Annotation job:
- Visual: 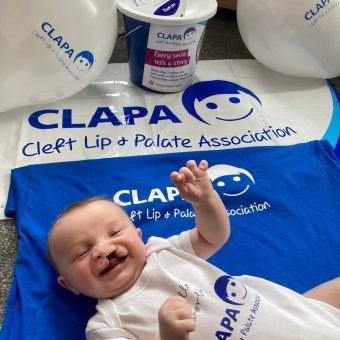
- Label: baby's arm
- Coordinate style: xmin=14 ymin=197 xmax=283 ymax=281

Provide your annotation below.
xmin=303 ymin=277 xmax=340 ymax=309
xmin=152 ymin=296 xmax=196 ymax=340
xmin=170 ymin=160 xmax=230 ymax=260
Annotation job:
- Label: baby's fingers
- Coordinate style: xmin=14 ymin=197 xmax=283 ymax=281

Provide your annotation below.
xmin=179 ymin=166 xmax=195 ymax=182
xmin=198 ymin=159 xmax=208 ymax=170
xmin=176 ymin=318 xmax=196 ymax=334
xmin=171 ymin=160 xmax=208 ymax=186
xmin=171 ymin=168 xmax=194 ymax=183
xmin=170 ymin=171 xmax=182 ymax=183
xmin=186 ymin=160 xmax=208 ymax=177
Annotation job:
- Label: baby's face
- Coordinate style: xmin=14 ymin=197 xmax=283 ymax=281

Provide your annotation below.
xmin=50 ymin=200 xmax=146 ymax=299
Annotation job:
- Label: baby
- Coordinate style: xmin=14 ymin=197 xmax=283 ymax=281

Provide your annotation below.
xmin=47 ymin=160 xmax=340 ymax=340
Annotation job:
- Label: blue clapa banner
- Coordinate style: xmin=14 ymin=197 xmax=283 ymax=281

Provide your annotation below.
xmin=0 ymin=60 xmax=339 ymax=218
xmin=1 ymin=140 xmax=340 ymax=340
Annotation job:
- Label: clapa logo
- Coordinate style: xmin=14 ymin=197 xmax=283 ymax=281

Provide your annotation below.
xmin=41 ymin=22 xmax=94 ymax=71
xmin=73 ymin=51 xmax=94 ymax=71
xmin=182 ymin=80 xmax=262 ymax=125
xmin=214 ymin=275 xmax=248 ymax=306
xmin=208 ymin=164 xmax=255 ymax=197
xmin=28 ymin=79 xmax=264 ymax=130
xmin=184 ymin=27 xmax=196 ymax=40
xmin=157 ymin=26 xmax=196 ymax=41
xmin=304 ymin=0 xmax=331 ymax=20
xmin=112 ymin=163 xmax=255 ymax=207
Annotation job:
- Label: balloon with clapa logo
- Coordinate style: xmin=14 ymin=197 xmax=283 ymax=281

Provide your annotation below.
xmin=237 ymin=0 xmax=340 ymax=78
xmin=0 ymin=0 xmax=118 ymax=112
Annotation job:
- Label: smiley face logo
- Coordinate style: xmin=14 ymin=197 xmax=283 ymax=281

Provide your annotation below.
xmin=184 ymin=27 xmax=196 ymax=40
xmin=73 ymin=50 xmax=94 ymax=72
xmin=214 ymin=275 xmax=248 ymax=305
xmin=194 ymin=92 xmax=255 ymax=123
xmin=208 ymin=164 xmax=255 ymax=197
xmin=182 ymin=80 xmax=262 ymax=125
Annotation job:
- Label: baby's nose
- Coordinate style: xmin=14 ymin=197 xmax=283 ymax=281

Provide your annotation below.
xmin=91 ymin=242 xmax=115 ymax=262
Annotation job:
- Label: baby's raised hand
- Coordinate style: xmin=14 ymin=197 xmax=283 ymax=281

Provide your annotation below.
xmin=170 ymin=160 xmax=213 ymax=206
xmin=158 ymin=296 xmax=196 ymax=340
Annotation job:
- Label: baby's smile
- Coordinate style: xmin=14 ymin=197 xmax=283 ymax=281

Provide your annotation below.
xmin=98 ymin=252 xmax=128 ymax=277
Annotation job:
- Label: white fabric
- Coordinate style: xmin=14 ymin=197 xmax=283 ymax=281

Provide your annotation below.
xmin=86 ymin=231 xmax=340 ymax=339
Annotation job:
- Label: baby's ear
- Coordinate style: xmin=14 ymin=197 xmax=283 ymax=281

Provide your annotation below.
xmin=57 ymin=276 xmax=80 ymax=295
xmin=136 ymin=227 xmax=142 ymax=239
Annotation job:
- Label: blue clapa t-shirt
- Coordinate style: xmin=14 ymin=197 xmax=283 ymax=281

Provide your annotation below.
xmin=1 ymin=140 xmax=340 ymax=340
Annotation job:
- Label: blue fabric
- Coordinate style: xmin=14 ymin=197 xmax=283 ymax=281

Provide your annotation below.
xmin=327 ymin=80 xmax=340 ymax=159
xmin=1 ymin=140 xmax=340 ymax=340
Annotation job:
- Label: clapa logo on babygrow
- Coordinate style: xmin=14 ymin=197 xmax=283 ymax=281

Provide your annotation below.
xmin=157 ymin=27 xmax=196 ymax=41
xmin=41 ymin=22 xmax=94 ymax=72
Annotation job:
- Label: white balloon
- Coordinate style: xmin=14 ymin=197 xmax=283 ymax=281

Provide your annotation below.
xmin=237 ymin=0 xmax=340 ymax=78
xmin=0 ymin=0 xmax=117 ymax=112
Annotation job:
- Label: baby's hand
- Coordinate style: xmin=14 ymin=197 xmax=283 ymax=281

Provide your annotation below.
xmin=158 ymin=296 xmax=196 ymax=340
xmin=170 ymin=160 xmax=213 ymax=206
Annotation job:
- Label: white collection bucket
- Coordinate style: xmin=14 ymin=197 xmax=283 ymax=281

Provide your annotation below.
xmin=116 ymin=0 xmax=217 ymax=92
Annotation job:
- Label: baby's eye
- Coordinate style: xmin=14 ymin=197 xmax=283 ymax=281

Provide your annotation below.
xmin=75 ymin=249 xmax=88 ymax=260
xmin=206 ymin=102 xmax=218 ymax=110
xmin=110 ymin=229 xmax=122 ymax=237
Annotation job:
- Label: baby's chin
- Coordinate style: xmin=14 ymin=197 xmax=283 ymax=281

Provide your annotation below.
xmin=92 ymin=266 xmax=145 ymax=299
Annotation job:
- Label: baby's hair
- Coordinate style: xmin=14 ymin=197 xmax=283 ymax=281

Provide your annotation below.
xmin=52 ymin=196 xmax=110 ymax=224
xmin=46 ymin=196 xmax=120 ymax=271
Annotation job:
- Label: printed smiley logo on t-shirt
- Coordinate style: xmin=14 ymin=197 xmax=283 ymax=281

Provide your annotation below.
xmin=214 ymin=275 xmax=248 ymax=306
xmin=208 ymin=164 xmax=255 ymax=197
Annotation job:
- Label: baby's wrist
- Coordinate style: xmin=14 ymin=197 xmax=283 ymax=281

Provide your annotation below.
xmin=191 ymin=190 xmax=219 ymax=209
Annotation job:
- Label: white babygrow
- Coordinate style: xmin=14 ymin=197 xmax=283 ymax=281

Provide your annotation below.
xmin=86 ymin=231 xmax=340 ymax=339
